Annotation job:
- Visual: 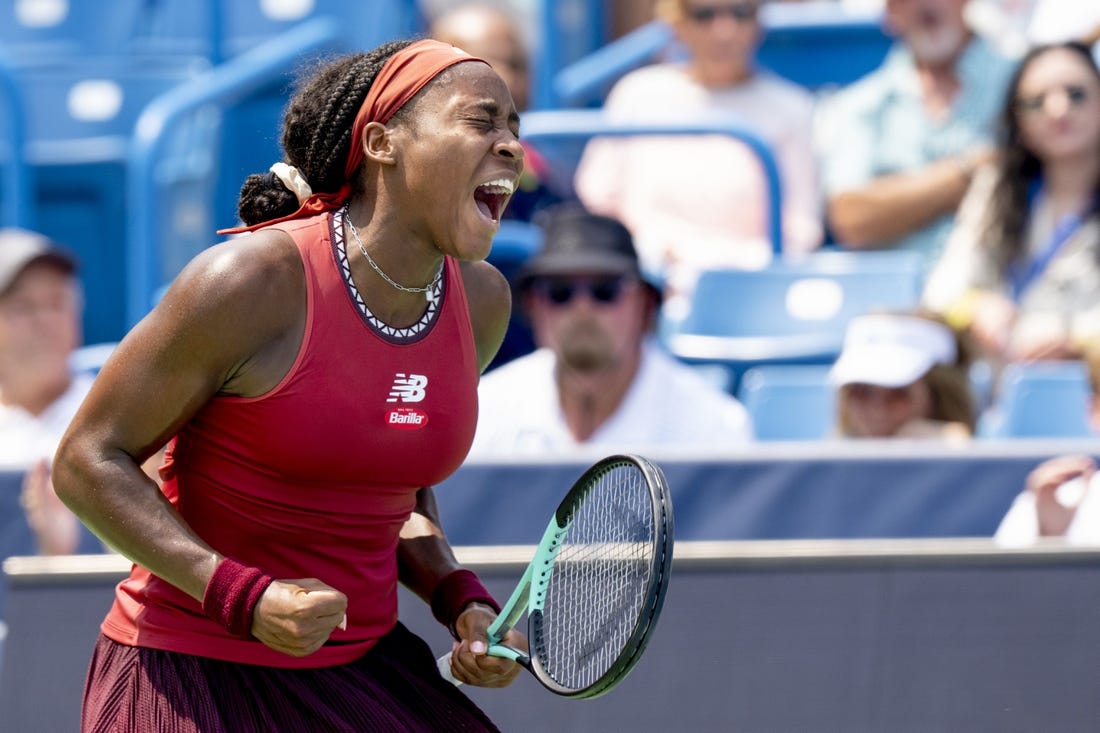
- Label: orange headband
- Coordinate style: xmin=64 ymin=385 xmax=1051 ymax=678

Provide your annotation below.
xmin=220 ymin=39 xmax=487 ymax=235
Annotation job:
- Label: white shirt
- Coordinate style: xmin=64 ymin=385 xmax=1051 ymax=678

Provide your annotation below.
xmin=1026 ymin=0 xmax=1100 ymax=45
xmin=574 ymin=64 xmax=822 ymax=295
xmin=994 ymin=471 xmax=1100 ymax=546
xmin=0 ymin=373 xmax=93 ymax=469
xmin=470 ymin=340 xmax=754 ymax=457
xmin=922 ymin=164 xmax=1100 ymax=352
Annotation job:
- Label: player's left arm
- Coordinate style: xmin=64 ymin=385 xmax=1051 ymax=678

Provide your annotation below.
xmin=398 ymin=487 xmax=524 ymax=686
xmin=397 ymin=486 xmax=463 ymax=602
xmin=459 ymin=260 xmax=511 ymax=373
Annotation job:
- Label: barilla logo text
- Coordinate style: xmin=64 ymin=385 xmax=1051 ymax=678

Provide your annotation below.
xmin=387 ymin=407 xmax=428 ymax=430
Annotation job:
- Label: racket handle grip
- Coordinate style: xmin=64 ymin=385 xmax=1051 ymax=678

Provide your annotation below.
xmin=437 ymin=652 xmax=462 ymax=686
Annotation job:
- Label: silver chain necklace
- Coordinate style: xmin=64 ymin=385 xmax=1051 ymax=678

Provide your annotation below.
xmin=343 ymin=205 xmax=443 ymax=303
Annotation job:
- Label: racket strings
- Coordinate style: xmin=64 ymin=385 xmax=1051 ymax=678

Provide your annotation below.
xmin=534 ymin=464 xmax=657 ymax=691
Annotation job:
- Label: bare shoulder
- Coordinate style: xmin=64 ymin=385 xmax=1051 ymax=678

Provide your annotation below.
xmin=176 ymin=229 xmax=300 ymax=299
xmin=459 ymin=259 xmax=511 ymax=304
xmin=136 ymin=228 xmax=307 ymax=393
xmin=458 ymin=260 xmax=512 ymax=372
xmin=162 ymin=229 xmax=303 ymax=331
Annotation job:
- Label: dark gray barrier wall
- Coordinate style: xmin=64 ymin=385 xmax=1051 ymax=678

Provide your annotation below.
xmin=4 ymin=541 xmax=1100 ymax=733
xmin=440 ymin=440 xmax=1097 ymax=544
xmin=0 ymin=472 xmax=100 ymax=624
xmin=0 ymin=440 xmax=1092 ymax=571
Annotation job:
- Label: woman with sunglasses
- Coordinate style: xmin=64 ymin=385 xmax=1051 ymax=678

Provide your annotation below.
xmin=469 ymin=204 xmax=753 ymax=456
xmin=573 ymin=0 xmax=822 ymax=298
xmin=923 ymin=42 xmax=1100 ymax=367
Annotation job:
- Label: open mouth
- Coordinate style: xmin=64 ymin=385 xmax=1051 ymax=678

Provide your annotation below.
xmin=474 ymin=178 xmax=515 ymax=223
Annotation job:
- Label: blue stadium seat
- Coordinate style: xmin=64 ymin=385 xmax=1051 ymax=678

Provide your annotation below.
xmin=0 ymin=55 xmax=216 ymax=343
xmin=978 ymin=360 xmax=1095 ymax=439
xmin=222 ymin=0 xmax=421 ymax=58
xmin=548 ymin=3 xmax=889 ymax=108
xmin=754 ymin=2 xmax=892 ymax=92
xmin=127 ymin=0 xmax=423 ymax=61
xmin=489 ymin=219 xmax=542 ymax=279
xmin=0 ymin=0 xmax=146 ymax=59
xmin=737 ymin=364 xmax=836 ymax=441
xmin=664 ymin=250 xmax=924 ymax=391
xmin=15 ymin=57 xmax=210 ymax=165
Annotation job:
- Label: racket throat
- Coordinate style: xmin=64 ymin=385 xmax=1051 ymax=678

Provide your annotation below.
xmin=488 ymin=643 xmax=531 ymax=669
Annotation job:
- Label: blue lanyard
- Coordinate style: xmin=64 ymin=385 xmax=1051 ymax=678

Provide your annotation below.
xmin=1009 ymin=184 xmax=1094 ymax=301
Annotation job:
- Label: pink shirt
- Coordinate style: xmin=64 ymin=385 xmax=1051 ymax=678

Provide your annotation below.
xmin=575 ymin=64 xmax=822 ymax=294
xmin=102 ymin=212 xmax=480 ymax=667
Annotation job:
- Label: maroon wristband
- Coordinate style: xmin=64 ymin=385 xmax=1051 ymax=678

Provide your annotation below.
xmin=430 ymin=568 xmax=501 ymax=639
xmin=202 ymin=557 xmax=276 ymax=638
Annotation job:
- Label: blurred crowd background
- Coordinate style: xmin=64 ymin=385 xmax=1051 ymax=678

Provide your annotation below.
xmin=2 ymin=0 xmax=1100 ymax=552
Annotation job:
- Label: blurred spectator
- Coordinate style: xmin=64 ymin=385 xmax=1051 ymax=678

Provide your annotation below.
xmin=0 ymin=229 xmax=89 ymax=555
xmin=469 ymin=204 xmax=754 ymax=455
xmin=1026 ymin=0 xmax=1100 ymax=49
xmin=967 ymin=0 xmax=1100 ymax=59
xmin=611 ymin=0 xmax=659 ymax=39
xmin=430 ymin=2 xmax=531 ymax=110
xmin=922 ymin=42 xmax=1100 ymax=365
xmin=995 ymin=345 xmax=1100 ymax=545
xmin=573 ymin=0 xmax=823 ymax=298
xmin=429 ymin=1 xmax=567 ymax=221
xmin=816 ymin=0 xmax=1015 ymax=271
xmin=964 ymin=0 xmax=1039 ymax=58
xmin=829 ymin=310 xmax=977 ymax=439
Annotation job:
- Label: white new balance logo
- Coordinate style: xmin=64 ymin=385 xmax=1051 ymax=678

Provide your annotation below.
xmin=387 ymin=373 xmax=428 ymax=403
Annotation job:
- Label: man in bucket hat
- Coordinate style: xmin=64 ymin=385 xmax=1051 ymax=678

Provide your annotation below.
xmin=469 ymin=204 xmax=753 ymax=455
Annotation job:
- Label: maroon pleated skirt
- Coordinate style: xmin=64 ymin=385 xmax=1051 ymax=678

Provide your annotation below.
xmin=81 ymin=623 xmax=499 ymax=732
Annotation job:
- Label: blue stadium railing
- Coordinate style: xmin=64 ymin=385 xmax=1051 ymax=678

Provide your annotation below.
xmin=550 ymin=20 xmax=673 ymax=109
xmin=125 ymin=16 xmax=343 ymax=330
xmin=0 ymin=0 xmax=148 ymax=58
xmin=0 ymin=53 xmax=29 ymax=228
xmin=518 ymin=108 xmax=784 ymax=254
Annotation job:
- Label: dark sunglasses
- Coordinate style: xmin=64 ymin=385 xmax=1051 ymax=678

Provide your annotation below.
xmin=1016 ymin=84 xmax=1090 ymax=113
xmin=536 ymin=277 xmax=631 ymax=306
xmin=684 ymin=2 xmax=758 ymax=23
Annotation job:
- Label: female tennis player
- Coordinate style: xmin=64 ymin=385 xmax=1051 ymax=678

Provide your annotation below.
xmin=52 ymin=38 xmax=526 ymax=731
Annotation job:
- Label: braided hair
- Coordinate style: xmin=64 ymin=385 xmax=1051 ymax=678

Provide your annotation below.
xmin=236 ymin=40 xmax=415 ymax=227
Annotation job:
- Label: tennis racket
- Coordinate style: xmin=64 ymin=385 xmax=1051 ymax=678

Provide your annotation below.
xmin=437 ymin=453 xmax=674 ymax=699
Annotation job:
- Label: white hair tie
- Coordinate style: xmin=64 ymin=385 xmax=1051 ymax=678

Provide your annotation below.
xmin=269 ymin=162 xmax=313 ymax=204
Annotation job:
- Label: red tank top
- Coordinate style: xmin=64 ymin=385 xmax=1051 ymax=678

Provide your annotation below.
xmin=101 ymin=211 xmax=480 ymax=667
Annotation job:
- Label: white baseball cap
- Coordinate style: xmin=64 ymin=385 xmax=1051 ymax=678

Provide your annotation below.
xmin=829 ymin=314 xmax=958 ymax=388
xmin=0 ymin=228 xmax=77 ymax=296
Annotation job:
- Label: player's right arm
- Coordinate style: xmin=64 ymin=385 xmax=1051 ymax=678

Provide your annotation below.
xmin=52 ymin=230 xmax=345 ymax=653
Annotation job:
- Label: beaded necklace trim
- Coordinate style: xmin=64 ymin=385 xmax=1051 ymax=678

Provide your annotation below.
xmin=331 ymin=207 xmax=444 ymax=343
